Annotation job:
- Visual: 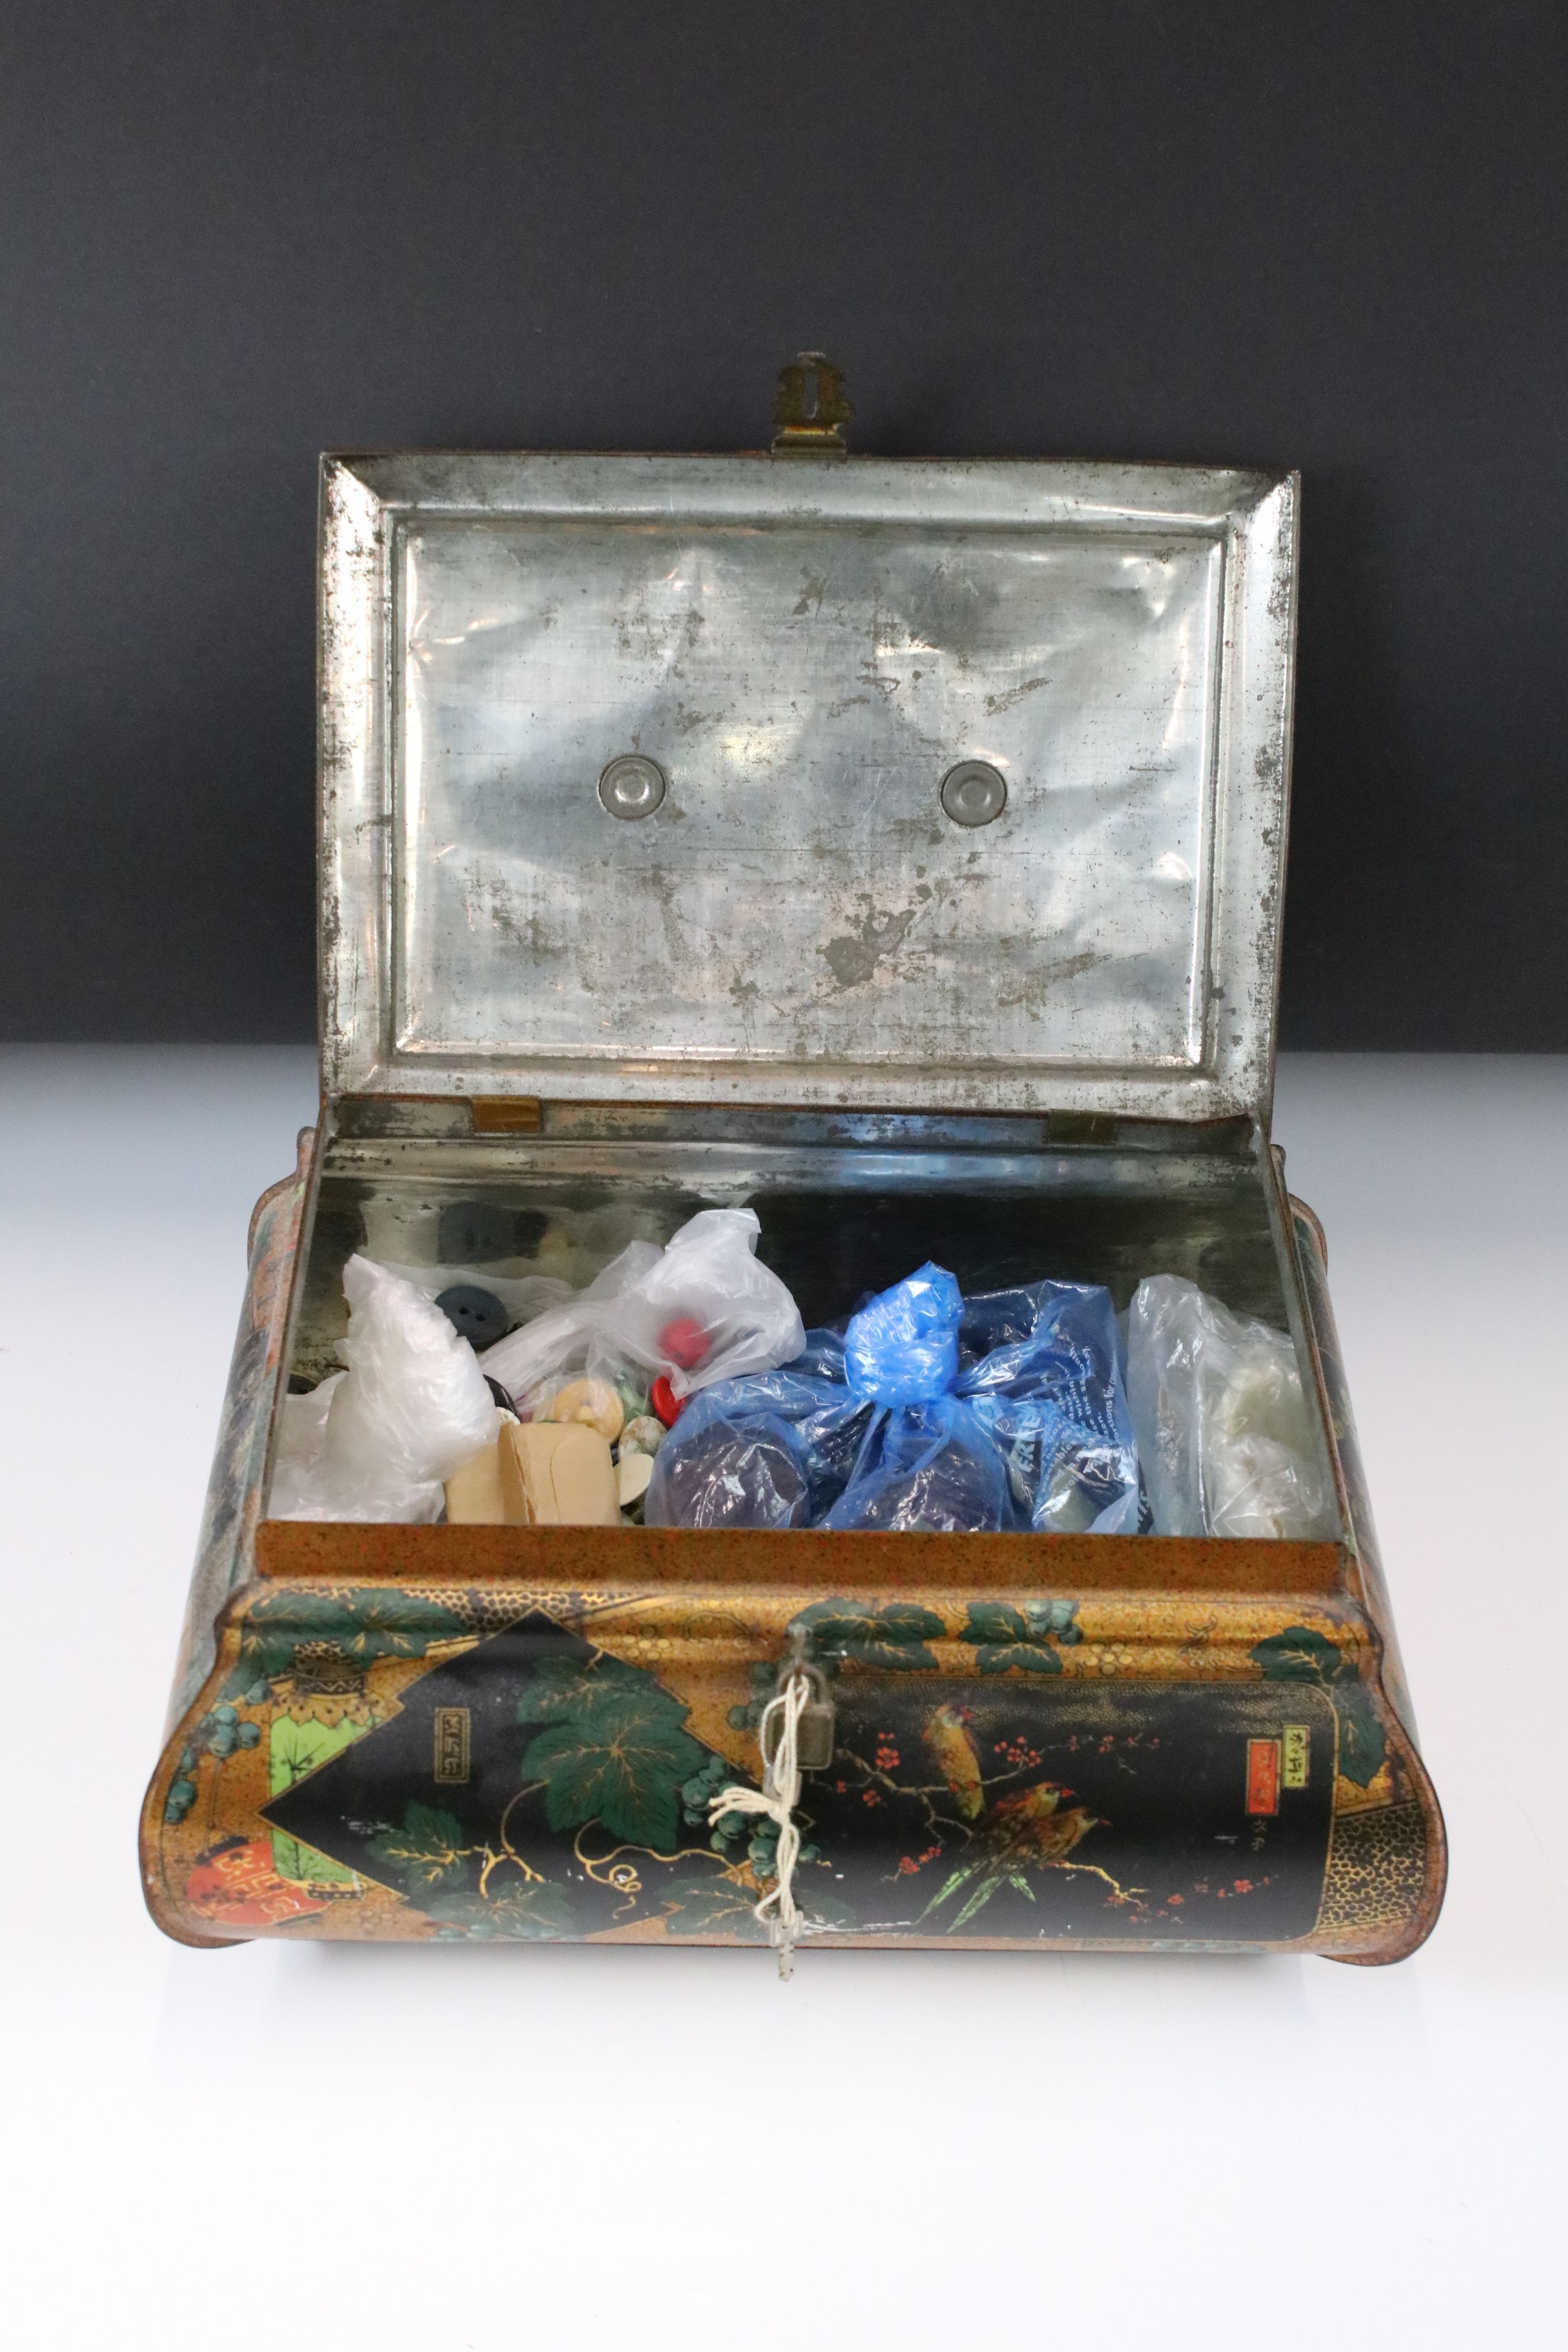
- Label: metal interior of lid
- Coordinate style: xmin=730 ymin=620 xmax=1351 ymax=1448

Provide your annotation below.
xmin=320 ymin=453 xmax=1297 ymax=1118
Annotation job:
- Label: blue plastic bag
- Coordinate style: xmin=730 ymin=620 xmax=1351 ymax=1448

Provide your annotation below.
xmin=644 ymin=1263 xmax=1141 ymax=1536
xmin=955 ymin=1280 xmax=1142 ymax=1533
xmin=842 ymin=1262 xmax=962 ymax=1403
xmin=641 ymin=1340 xmax=869 ymax=1530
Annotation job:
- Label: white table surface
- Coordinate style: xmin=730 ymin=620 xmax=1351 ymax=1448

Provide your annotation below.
xmin=2 ymin=1047 xmax=1562 ymax=2351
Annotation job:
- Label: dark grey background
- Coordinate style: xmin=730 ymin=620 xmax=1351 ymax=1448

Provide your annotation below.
xmin=4 ymin=2 xmax=1564 ymax=1047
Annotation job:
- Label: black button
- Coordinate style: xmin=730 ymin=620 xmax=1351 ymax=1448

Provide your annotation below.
xmin=436 ymin=1284 xmax=509 ymax=1348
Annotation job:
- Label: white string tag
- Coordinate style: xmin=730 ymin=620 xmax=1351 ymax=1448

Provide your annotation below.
xmin=708 ymin=1668 xmax=811 ymax=1979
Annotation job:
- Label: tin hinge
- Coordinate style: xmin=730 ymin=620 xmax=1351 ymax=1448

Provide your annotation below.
xmin=771 ymin=350 xmax=852 ymax=458
xmin=471 ymin=1097 xmax=543 ymax=1135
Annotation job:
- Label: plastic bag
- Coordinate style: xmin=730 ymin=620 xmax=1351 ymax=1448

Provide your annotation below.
xmin=270 ymin=1255 xmax=499 ymax=1521
xmin=480 ymin=1208 xmax=805 ymax=1413
xmin=646 ymin=1265 xmax=1140 ymax=1536
xmin=956 ymin=1280 xmax=1143 ymax=1534
xmin=643 ymin=1331 xmax=870 ymax=1530
xmin=842 ymin=1262 xmax=962 ymax=1403
xmin=470 ymin=1239 xmax=663 ymax=1412
xmin=372 ymin=1259 xmax=574 ymax=1331
xmin=606 ymin=1209 xmax=808 ymax=1398
xmin=641 ymin=1408 xmax=816 ymax=1530
xmin=1125 ymin=1275 xmax=1335 ymax=1539
xmin=823 ymin=1394 xmax=1015 ymax=1533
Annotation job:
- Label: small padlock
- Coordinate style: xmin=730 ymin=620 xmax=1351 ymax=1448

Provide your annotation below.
xmin=762 ymin=1657 xmax=836 ymax=1776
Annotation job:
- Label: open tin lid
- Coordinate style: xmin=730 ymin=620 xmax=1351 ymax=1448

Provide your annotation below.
xmin=321 ymin=368 xmax=1297 ymax=1121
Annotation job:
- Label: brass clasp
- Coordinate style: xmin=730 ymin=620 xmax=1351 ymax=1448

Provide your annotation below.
xmin=771 ymin=351 xmax=852 ymax=458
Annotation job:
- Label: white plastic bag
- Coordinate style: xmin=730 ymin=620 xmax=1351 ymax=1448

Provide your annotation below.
xmin=598 ymin=1209 xmax=807 ymax=1397
xmin=269 ymin=1376 xmax=351 ymax=1518
xmin=270 ymin=1255 xmax=499 ymax=1521
xmin=473 ymin=1237 xmax=664 ymax=1410
xmin=368 ymin=1260 xmax=574 ymax=1329
xmin=1125 ymin=1275 xmax=1335 ymax=1540
xmin=481 ymin=1208 xmax=805 ymax=1409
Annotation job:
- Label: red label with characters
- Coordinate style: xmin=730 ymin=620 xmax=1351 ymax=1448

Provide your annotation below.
xmin=1246 ymin=1738 xmax=1282 ymax=1816
xmin=185 ymin=1837 xmax=329 ymax=1929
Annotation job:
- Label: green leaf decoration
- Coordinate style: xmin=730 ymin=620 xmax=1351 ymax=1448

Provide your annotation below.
xmin=790 ymin=1598 xmax=944 ymax=1670
xmin=516 ymin=1652 xmax=668 ymax=1729
xmin=921 ymin=1864 xmax=979 ymax=1921
xmin=366 ymin=1801 xmax=472 ymax=1889
xmin=239 ymin=1587 xmax=469 ymax=1675
xmin=1335 ymin=1687 xmax=1389 ymax=1788
xmin=221 ymin=1628 xmax=296 ymax=1698
xmin=1250 ymin=1627 xmax=1348 ymax=1685
xmin=426 ymin=1881 xmax=577 ymax=1939
xmin=963 ymin=1601 xmax=1028 ymax=1647
xmin=661 ymin=1875 xmax=772 ymax=1941
xmin=517 ymin=1652 xmax=705 ymax=1850
xmin=270 ymin=1834 xmax=356 ymax=1886
xmin=488 ymin=1883 xmax=577 ymax=1938
xmin=522 ymin=1718 xmax=704 ymax=1850
xmin=974 ymin=1644 xmax=1063 ymax=1675
xmin=864 ymin=1601 xmax=945 ymax=1648
xmin=1252 ymin=1626 xmax=1387 ymax=1785
xmin=333 ymin=1591 xmax=470 ymax=1664
xmin=267 ymin=1711 xmax=367 ymax=1791
xmin=951 ymin=1875 xmax=1005 ymax=1930
xmin=798 ymin=1888 xmax=858 ymax=1934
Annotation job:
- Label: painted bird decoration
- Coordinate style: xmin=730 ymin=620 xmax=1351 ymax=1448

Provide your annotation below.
xmin=923 ymin=1704 xmax=986 ymax=1819
xmin=920 ymin=1703 xmax=1103 ymax=1930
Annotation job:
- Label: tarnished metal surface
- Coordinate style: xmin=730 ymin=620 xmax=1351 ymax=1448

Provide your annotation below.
xmin=288 ymin=1106 xmax=1302 ymax=1389
xmin=321 ymin=455 xmax=1297 ymax=1118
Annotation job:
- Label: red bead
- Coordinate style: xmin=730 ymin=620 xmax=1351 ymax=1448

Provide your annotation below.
xmin=657 ymin=1316 xmax=711 ymax=1371
xmin=651 ymin=1376 xmax=685 ymax=1427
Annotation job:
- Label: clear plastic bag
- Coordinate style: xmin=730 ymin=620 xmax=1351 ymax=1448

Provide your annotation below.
xmin=270 ymin=1255 xmax=500 ymax=1522
xmin=371 ymin=1259 xmax=574 ymax=1330
xmin=480 ymin=1208 xmax=805 ymax=1413
xmin=449 ymin=1238 xmax=661 ymax=1412
xmin=957 ymin=1280 xmax=1142 ymax=1534
xmin=1125 ymin=1274 xmax=1336 ymax=1539
xmin=647 ymin=1265 xmax=1140 ymax=1536
xmin=603 ymin=1208 xmax=808 ymax=1398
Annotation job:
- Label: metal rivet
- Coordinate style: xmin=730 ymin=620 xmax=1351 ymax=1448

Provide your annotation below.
xmin=598 ymin=754 xmax=667 ymax=821
xmin=940 ymin=760 xmax=1008 ymax=828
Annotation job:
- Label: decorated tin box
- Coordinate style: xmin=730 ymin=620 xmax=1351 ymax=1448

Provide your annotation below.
xmin=141 ymin=361 xmax=1445 ymax=1962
